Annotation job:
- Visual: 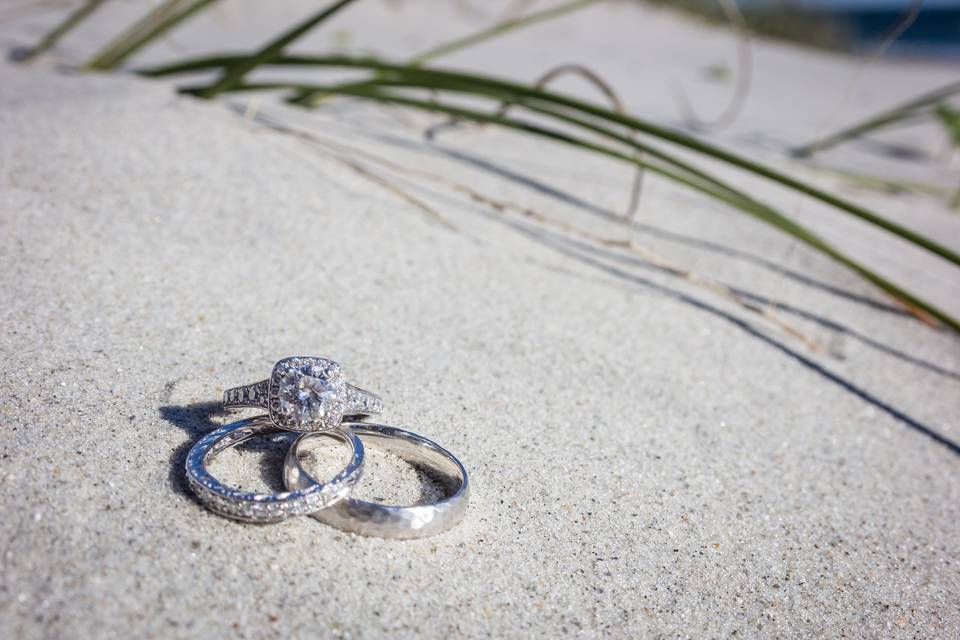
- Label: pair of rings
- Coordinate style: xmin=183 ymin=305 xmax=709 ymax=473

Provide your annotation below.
xmin=185 ymin=356 xmax=469 ymax=539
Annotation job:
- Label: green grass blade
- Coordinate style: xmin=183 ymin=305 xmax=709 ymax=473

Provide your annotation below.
xmin=85 ymin=0 xmax=220 ymax=71
xmin=408 ymin=0 xmax=597 ymax=65
xmin=144 ymin=54 xmax=960 ymax=267
xmin=372 ymin=63 xmax=960 ymax=267
xmin=184 ymin=79 xmax=960 ymax=332
xmin=18 ymin=0 xmax=109 ymax=61
xmin=140 ymin=54 xmax=247 ymax=76
xmin=194 ymin=0 xmax=359 ymax=99
xmin=87 ymin=0 xmax=185 ymax=70
xmin=934 ymin=103 xmax=960 ymax=146
xmin=793 ymin=79 xmax=960 ymax=157
xmin=310 ymin=75 xmax=732 ymax=195
xmin=314 ymin=86 xmax=960 ymax=332
xmin=289 ymin=0 xmax=597 ymax=106
xmin=181 ymin=71 xmax=736 ymax=202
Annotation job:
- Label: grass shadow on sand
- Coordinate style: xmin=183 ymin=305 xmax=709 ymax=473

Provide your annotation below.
xmin=332 ymin=116 xmax=959 ymax=382
xmin=561 ymin=234 xmax=960 ymax=382
xmin=342 ymin=119 xmax=958 ymax=382
xmin=507 ymin=219 xmax=960 ymax=457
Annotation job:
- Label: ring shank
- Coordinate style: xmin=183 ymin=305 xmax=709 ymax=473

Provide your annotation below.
xmin=186 ymin=416 xmax=363 ymax=523
xmin=349 ymin=428 xmax=463 ymax=491
xmin=285 ymin=422 xmax=469 ymax=539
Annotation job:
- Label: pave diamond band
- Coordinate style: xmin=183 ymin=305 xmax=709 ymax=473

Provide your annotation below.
xmin=223 ymin=380 xmax=271 ymax=409
xmin=185 ymin=415 xmax=364 ymax=523
xmin=284 ymin=422 xmax=469 ymax=539
xmin=223 ymin=379 xmax=380 ymax=414
xmin=223 ymin=356 xmax=383 ymax=433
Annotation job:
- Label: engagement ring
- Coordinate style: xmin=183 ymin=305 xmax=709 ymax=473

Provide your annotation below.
xmin=223 ymin=356 xmax=382 ymax=432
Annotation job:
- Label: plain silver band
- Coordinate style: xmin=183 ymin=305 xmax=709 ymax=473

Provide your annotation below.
xmin=185 ymin=415 xmax=364 ymax=523
xmin=223 ymin=380 xmax=383 ymax=416
xmin=284 ymin=422 xmax=469 ymax=539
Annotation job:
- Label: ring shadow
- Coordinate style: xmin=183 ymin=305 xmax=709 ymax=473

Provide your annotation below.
xmin=159 ymin=401 xmax=223 ymax=500
xmin=159 ymin=402 xmax=300 ymax=496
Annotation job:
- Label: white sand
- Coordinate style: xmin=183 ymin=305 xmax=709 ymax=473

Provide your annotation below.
xmin=1 ymin=2 xmax=959 ymax=638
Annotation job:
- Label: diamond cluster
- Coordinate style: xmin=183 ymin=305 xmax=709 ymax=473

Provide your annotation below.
xmin=268 ymin=357 xmax=347 ymax=432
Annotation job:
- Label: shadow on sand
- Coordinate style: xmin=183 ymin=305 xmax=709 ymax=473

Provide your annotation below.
xmin=508 ymin=218 xmax=960 ymax=456
xmin=160 ymin=402 xmax=302 ymax=495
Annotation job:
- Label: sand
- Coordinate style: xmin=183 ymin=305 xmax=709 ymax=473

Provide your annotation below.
xmin=1 ymin=1 xmax=959 ymax=638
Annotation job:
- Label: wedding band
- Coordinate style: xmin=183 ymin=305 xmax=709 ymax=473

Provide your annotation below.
xmin=223 ymin=356 xmax=383 ymax=432
xmin=186 ymin=415 xmax=364 ymax=523
xmin=284 ymin=422 xmax=469 ymax=539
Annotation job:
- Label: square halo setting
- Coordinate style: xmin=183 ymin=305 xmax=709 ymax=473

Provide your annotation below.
xmin=268 ymin=357 xmax=347 ymax=432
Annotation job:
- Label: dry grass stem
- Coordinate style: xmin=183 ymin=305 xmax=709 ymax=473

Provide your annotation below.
xmin=334 ymin=156 xmax=459 ymax=231
xmin=673 ymin=0 xmax=752 ymax=131
xmin=803 ymin=0 xmax=923 ymax=155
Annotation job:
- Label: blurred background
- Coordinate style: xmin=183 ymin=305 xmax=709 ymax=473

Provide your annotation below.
xmin=662 ymin=0 xmax=960 ymax=56
xmin=2 ymin=2 xmax=960 ymax=638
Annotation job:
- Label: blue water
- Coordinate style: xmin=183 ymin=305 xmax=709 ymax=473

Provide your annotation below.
xmin=745 ymin=0 xmax=960 ymax=57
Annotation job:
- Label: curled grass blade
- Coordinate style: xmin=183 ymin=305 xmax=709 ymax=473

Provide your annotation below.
xmin=501 ymin=64 xmax=644 ymax=227
xmin=673 ymin=0 xmax=752 ymax=131
xmin=433 ymin=63 xmax=644 ymax=226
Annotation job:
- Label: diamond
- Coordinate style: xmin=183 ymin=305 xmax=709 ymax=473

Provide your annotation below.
xmin=272 ymin=358 xmax=346 ymax=430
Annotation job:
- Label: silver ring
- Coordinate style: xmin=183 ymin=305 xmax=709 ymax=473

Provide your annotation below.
xmin=186 ymin=415 xmax=364 ymax=523
xmin=285 ymin=422 xmax=469 ymax=539
xmin=223 ymin=356 xmax=383 ymax=432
